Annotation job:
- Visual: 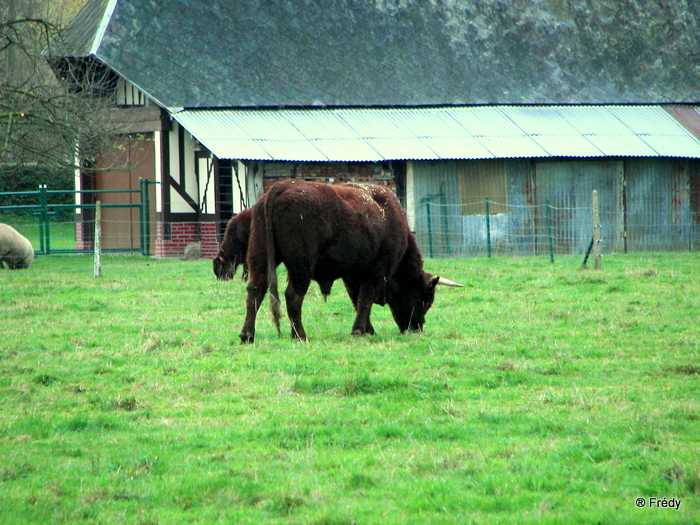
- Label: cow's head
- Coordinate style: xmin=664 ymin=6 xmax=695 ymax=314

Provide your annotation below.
xmin=212 ymin=210 xmax=252 ymax=281
xmin=213 ymin=252 xmax=245 ymax=281
xmin=387 ymin=275 xmax=462 ymax=333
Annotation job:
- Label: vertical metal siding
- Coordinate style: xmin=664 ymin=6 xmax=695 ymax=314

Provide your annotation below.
xmin=409 ymin=158 xmax=676 ymax=257
xmin=505 ymin=160 xmax=536 ymax=255
xmin=534 ymin=160 xmax=623 ymax=254
xmin=625 ymin=159 xmax=693 ymax=251
xmin=412 ymin=161 xmax=463 ymax=257
xmin=690 ymin=161 xmax=700 ymax=251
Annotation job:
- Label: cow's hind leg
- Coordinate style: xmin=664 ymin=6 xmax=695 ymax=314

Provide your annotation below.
xmin=285 ymin=276 xmax=311 ymax=341
xmin=240 ymin=273 xmax=267 ymax=344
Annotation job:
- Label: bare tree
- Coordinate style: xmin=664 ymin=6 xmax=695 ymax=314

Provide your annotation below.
xmin=0 ymin=0 xmax=122 ymax=177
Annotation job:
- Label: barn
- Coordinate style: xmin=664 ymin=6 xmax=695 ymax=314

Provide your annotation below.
xmin=48 ymin=0 xmax=700 ymax=258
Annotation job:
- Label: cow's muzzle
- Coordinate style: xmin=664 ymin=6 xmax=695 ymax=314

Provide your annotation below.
xmin=213 ymin=255 xmax=235 ymax=281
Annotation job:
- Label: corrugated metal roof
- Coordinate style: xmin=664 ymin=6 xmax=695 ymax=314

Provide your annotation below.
xmin=312 ymin=139 xmax=381 ymax=162
xmin=532 ymin=134 xmax=603 ymax=157
xmin=585 ymin=134 xmax=657 ymax=157
xmin=173 ymin=105 xmax=700 ymax=162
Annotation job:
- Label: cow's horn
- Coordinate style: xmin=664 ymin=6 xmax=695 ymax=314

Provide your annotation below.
xmin=437 ymin=276 xmax=463 ymax=287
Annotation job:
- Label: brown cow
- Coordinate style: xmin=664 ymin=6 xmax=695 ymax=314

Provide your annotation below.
xmin=213 ymin=207 xmax=254 ymax=281
xmin=239 ymin=180 xmax=461 ymax=343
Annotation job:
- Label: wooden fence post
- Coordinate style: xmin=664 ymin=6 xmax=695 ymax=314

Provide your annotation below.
xmin=593 ymin=190 xmax=601 ymax=270
xmin=94 ymin=200 xmax=102 ymax=278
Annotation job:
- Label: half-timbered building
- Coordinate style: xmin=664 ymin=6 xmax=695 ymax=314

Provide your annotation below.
xmin=49 ymin=0 xmax=700 ymax=257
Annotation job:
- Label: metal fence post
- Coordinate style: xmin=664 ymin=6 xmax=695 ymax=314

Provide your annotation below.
xmin=36 ymin=185 xmax=45 ymax=254
xmin=440 ymin=190 xmax=451 ymax=255
xmin=39 ymin=184 xmax=50 ymax=254
xmin=139 ymin=179 xmax=146 ymax=255
xmin=426 ymin=200 xmax=433 ymax=258
xmin=139 ymin=179 xmax=153 ymax=256
xmin=144 ymin=180 xmax=151 ymax=256
xmin=546 ymin=200 xmax=554 ymax=263
xmin=485 ymin=197 xmax=491 ymax=258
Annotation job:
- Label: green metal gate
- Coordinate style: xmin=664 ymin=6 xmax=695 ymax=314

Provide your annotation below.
xmin=0 ymin=179 xmax=156 ymax=256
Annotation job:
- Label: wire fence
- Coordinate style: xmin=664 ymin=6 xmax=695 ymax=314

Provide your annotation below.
xmin=3 ymin=189 xmax=699 ymax=260
xmin=414 ymin=198 xmax=700 ymax=259
xmin=0 ymin=214 xmax=145 ymax=254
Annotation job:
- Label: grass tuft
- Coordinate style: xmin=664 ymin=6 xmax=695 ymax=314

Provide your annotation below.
xmin=668 ymin=363 xmax=699 ymax=375
xmin=33 ymin=373 xmax=58 ymax=386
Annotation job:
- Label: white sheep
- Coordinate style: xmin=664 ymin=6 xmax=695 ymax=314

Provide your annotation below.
xmin=0 ymin=223 xmax=35 ymax=269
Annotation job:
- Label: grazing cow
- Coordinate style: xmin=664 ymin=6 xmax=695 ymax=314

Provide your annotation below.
xmin=240 ymin=180 xmax=461 ymax=343
xmin=213 ymin=207 xmax=254 ymax=281
xmin=0 ymin=224 xmax=35 ymax=269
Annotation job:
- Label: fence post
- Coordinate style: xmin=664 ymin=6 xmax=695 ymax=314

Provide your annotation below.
xmin=94 ymin=200 xmax=102 ymax=278
xmin=139 ymin=179 xmax=146 ymax=255
xmin=39 ymin=184 xmax=51 ymax=254
xmin=485 ymin=197 xmax=491 ymax=258
xmin=139 ymin=179 xmax=152 ymax=256
xmin=139 ymin=179 xmax=144 ymax=254
xmin=593 ymin=189 xmax=602 ymax=270
xmin=546 ymin=199 xmax=554 ymax=263
xmin=36 ymin=185 xmax=45 ymax=254
xmin=440 ymin=190 xmax=451 ymax=255
xmin=144 ymin=181 xmax=151 ymax=256
xmin=426 ymin=200 xmax=434 ymax=258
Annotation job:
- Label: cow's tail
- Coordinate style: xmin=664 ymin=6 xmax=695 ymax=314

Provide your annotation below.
xmin=264 ymin=193 xmax=282 ymax=336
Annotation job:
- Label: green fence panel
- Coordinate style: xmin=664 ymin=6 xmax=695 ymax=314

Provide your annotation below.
xmin=0 ymin=185 xmax=148 ymax=256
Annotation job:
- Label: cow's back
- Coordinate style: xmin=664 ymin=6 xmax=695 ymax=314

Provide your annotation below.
xmin=266 ymin=181 xmax=408 ymax=281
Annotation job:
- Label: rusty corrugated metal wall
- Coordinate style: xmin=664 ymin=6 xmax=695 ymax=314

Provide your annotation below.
xmin=412 ymin=162 xmax=462 ymax=257
xmin=413 ymin=158 xmax=700 ymax=257
xmin=413 ymin=159 xmax=535 ymax=257
xmin=625 ymin=159 xmax=694 ymax=251
xmin=534 ymin=160 xmax=624 ymax=254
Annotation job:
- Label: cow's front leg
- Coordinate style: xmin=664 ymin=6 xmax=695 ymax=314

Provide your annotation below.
xmin=350 ymin=280 xmax=382 ymax=336
xmin=285 ymin=277 xmax=310 ymax=341
xmin=240 ymin=273 xmax=267 ymax=344
xmin=343 ymin=278 xmax=376 ymax=335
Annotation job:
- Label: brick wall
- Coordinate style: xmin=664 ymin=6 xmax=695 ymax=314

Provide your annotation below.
xmin=75 ymin=220 xmax=218 ymax=258
xmin=200 ymin=223 xmax=219 ymax=258
xmin=155 ymin=222 xmax=219 ymax=259
xmin=262 ymin=162 xmax=396 ymax=193
xmin=74 ymin=222 xmax=92 ymax=251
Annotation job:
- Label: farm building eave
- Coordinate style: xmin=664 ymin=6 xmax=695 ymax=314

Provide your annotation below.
xmin=171 ymin=105 xmax=700 ymax=163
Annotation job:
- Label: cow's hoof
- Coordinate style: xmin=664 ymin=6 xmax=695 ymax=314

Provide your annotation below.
xmin=352 ymin=326 xmax=378 ymax=336
xmin=291 ymin=330 xmax=308 ymax=342
xmin=239 ymin=332 xmax=255 ymax=344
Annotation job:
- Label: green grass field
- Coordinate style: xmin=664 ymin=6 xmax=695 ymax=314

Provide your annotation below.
xmin=1 ymin=253 xmax=698 ymax=524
